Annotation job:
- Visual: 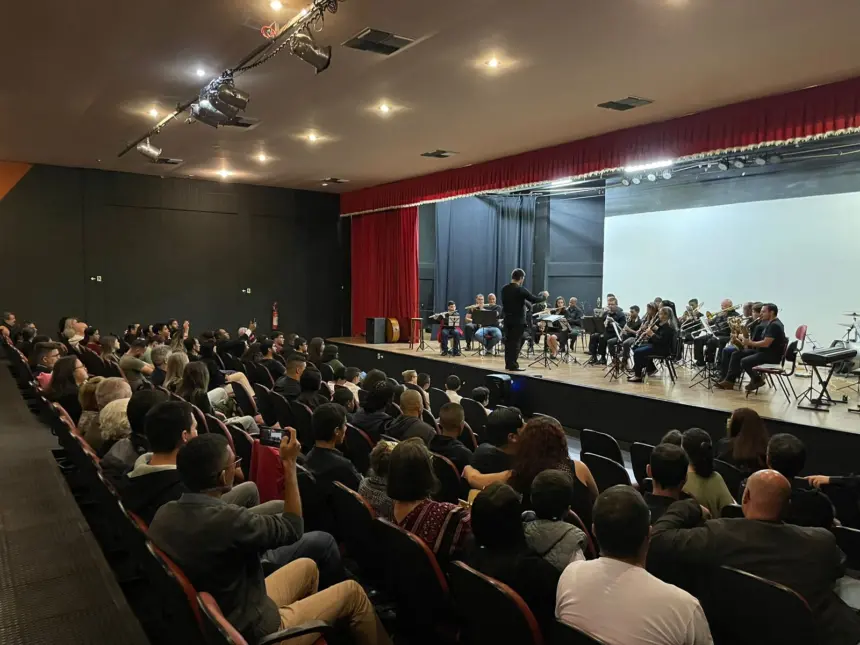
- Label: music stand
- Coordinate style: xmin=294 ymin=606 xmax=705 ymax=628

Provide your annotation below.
xmin=413 ymin=309 xmax=435 ymax=352
xmin=471 ymin=309 xmax=500 ymax=357
xmin=582 ymin=316 xmax=606 ymax=367
xmin=529 ymin=317 xmax=560 ymax=370
xmin=604 ymin=320 xmax=626 ymax=381
xmin=689 ymin=317 xmax=717 ymax=391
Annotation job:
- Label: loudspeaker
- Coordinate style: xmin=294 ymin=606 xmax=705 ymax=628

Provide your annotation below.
xmin=365 ymin=318 xmax=386 ymax=344
xmin=486 ymin=373 xmax=512 ymax=408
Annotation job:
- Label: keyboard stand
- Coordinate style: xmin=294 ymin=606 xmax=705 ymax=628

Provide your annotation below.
xmin=797 ymin=365 xmax=841 ymax=412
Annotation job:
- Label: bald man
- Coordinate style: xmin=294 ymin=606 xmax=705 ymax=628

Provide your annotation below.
xmin=651 ymin=470 xmax=860 ymax=645
xmin=694 ymin=298 xmax=741 ymax=366
xmin=384 ymin=390 xmax=436 ymax=446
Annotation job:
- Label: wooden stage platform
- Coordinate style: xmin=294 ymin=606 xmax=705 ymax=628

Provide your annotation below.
xmin=330 ymin=337 xmax=860 ymax=475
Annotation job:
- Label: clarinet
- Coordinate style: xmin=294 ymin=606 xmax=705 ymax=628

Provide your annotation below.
xmin=631 ymin=316 xmax=660 ymax=349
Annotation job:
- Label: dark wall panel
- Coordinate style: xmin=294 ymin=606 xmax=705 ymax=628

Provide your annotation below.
xmin=548 ymin=195 xmax=605 ymax=310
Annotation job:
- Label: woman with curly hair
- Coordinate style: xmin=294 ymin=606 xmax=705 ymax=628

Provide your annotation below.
xmin=464 ymin=416 xmax=598 ymax=527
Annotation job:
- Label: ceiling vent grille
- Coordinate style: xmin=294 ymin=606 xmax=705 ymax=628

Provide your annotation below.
xmin=597 ymin=96 xmax=653 ymax=112
xmin=421 ymin=149 xmax=458 ymax=159
xmin=342 ymin=28 xmax=415 ymax=56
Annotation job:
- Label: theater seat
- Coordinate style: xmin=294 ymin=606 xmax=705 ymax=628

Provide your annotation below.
xmin=343 ymin=423 xmax=374 ymax=475
xmin=581 ymin=453 xmax=631 ymax=492
xmin=431 ymin=453 xmax=463 ymax=504
xmin=551 ymin=620 xmax=606 ymax=644
xmin=580 ymin=429 xmax=624 ymax=467
xmin=330 ymin=481 xmax=381 ymax=581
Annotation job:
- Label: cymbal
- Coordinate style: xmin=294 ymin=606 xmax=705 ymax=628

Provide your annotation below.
xmin=844 ymin=312 xmax=860 ymax=317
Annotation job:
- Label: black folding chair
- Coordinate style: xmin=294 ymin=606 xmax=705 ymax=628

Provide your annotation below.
xmin=580 ymin=429 xmax=624 ymax=466
xmin=630 ymin=442 xmax=654 ymax=486
xmin=721 ymin=503 xmax=744 ymax=518
xmin=581 ymin=452 xmax=631 ymax=492
xmin=448 ymin=561 xmax=543 ymax=645
xmin=319 ymin=362 xmax=335 ymax=382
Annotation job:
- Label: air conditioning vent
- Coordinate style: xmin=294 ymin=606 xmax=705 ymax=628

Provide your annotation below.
xmin=421 ymin=149 xmax=458 ymax=159
xmin=343 ymin=28 xmax=415 ymax=56
xmin=154 ymin=157 xmax=183 ymax=166
xmin=597 ymin=96 xmax=654 ymax=112
xmin=322 ymin=177 xmax=350 ymax=184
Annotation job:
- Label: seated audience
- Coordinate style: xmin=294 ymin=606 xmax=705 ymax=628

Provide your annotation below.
xmin=200 ymin=339 xmax=255 ymax=398
xmin=651 ymin=471 xmax=860 ymax=645
xmin=99 ymin=335 xmax=121 ymax=366
xmin=389 ymin=438 xmax=472 ymax=559
xmin=241 ymin=343 xmax=262 ymax=364
xmin=296 ymin=369 xmax=330 ymax=410
xmin=163 ymin=351 xmax=189 ymax=393
xmin=717 ymin=407 xmax=768 ymax=473
xmin=471 ymin=406 xmax=524 ymax=473
xmin=682 ymin=427 xmax=735 ymax=517
xmin=307 ymin=337 xmax=325 ymax=366
xmin=361 ymin=369 xmax=387 ymax=393
xmin=15 ymin=325 xmax=37 ymax=358
xmin=98 ymin=398 xmax=131 ymax=457
xmin=274 ymin=353 xmax=306 ymax=400
xmin=259 ymin=340 xmax=286 ymax=380
xmin=293 ymin=335 xmax=309 ymax=355
xmin=522 ymin=470 xmax=587 ymax=571
xmin=336 ymin=366 xmax=362 ymax=404
xmin=646 ymin=443 xmax=690 ymax=523
xmin=386 ymin=390 xmax=436 ymax=446
xmin=177 ymin=362 xmax=259 ymax=435
xmin=29 ymin=341 xmax=62 ymax=386
xmin=76 ymin=376 xmax=105 ymax=447
xmin=660 ymin=429 xmax=683 ymax=446
xmin=470 ymin=386 xmax=491 ymax=414
xmin=147 ymin=431 xmax=388 ymax=644
xmin=332 ymin=387 xmax=356 ymax=418
xmin=465 ymin=416 xmax=598 ymax=528
xmin=305 ymin=403 xmax=362 ymax=491
xmin=120 ymin=339 xmax=155 ymax=389
xmin=358 ymin=441 xmax=396 ymax=520
xmin=417 ymin=372 xmax=431 ymax=409
xmin=467 ymin=482 xmax=562 ymax=636
xmin=47 ymin=354 xmax=88 ymax=424
xmin=350 ymin=382 xmax=394 ymax=442
xmin=444 ymin=374 xmax=462 ymax=403
xmin=84 ymin=326 xmax=101 ymax=353
xmin=101 ymin=388 xmax=166 ymax=475
xmin=150 ymin=345 xmax=171 ymax=387
xmin=322 ymin=344 xmax=344 ymax=374
xmin=183 ymin=337 xmax=200 ymax=360
xmin=557 ymin=486 xmax=712 ymax=645
xmin=429 ymin=402 xmax=472 ymax=473
xmin=86 ymin=377 xmax=132 ymax=450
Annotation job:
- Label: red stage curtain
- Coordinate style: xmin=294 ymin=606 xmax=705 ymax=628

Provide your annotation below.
xmin=341 ymin=75 xmax=860 ymax=215
xmin=350 ymin=207 xmax=419 ymax=340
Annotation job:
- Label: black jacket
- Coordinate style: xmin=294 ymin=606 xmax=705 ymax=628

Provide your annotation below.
xmin=651 ymin=499 xmax=860 ymax=645
xmin=350 ymin=409 xmax=392 ymax=443
xmin=500 ymin=283 xmax=545 ymax=325
xmin=386 ymin=415 xmax=436 ymax=446
xmin=121 ymin=469 xmax=187 ymax=525
xmin=305 ymin=446 xmax=361 ymax=491
xmin=274 ymin=375 xmax=301 ymax=400
xmin=429 ymin=434 xmax=473 ymax=474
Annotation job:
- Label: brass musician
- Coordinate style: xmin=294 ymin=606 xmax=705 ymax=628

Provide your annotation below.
xmin=693 ymin=299 xmax=740 ymax=366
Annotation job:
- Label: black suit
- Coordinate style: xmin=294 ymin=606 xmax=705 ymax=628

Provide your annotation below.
xmin=500 ymin=283 xmax=545 ymax=369
xmin=651 ymin=499 xmax=860 ymax=645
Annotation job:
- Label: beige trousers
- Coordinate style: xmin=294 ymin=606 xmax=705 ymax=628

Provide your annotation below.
xmin=264 ymin=558 xmax=392 ymax=645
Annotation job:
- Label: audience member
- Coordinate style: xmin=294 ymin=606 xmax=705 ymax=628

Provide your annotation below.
xmin=429 ymin=402 xmax=472 ymax=472
xmin=322 ymin=344 xmax=344 ymax=374
xmin=147 ymin=431 xmax=387 ymax=644
xmin=445 ymin=374 xmax=462 ymax=403
xmin=183 ymin=337 xmax=200 ymax=360
xmin=389 ymin=438 xmax=472 ymax=559
xmin=120 ymin=339 xmax=155 ymax=389
xmin=332 ymin=387 xmax=356 ymax=417
xmin=98 ymin=398 xmax=131 ymax=457
xmin=385 ymin=390 xmax=436 ymax=446
xmin=556 ymin=486 xmax=712 ymax=645
xmin=84 ymin=326 xmax=101 ymax=353
xmin=646 ymin=443 xmax=690 ymax=523
xmin=163 ymin=351 xmax=189 ymax=393
xmin=150 ymin=345 xmax=171 ymax=387
xmin=30 ymin=341 xmax=61 ymax=380
xmin=358 ymin=441 xmax=395 ymax=520
xmin=178 ymin=362 xmax=258 ymax=435
xmin=717 ymin=407 xmax=768 ymax=473
xmin=15 ymin=325 xmax=37 ymax=358
xmin=651 ymin=470 xmax=860 ymax=645
xmin=361 ymin=369 xmax=387 ymax=394
xmin=305 ymin=403 xmax=362 ymax=491
xmin=99 ymin=335 xmax=120 ymax=366
xmin=76 ymin=376 xmax=105 ymax=447
xmin=417 ymin=372 xmax=431 ymax=408
xmin=296 ymin=369 xmax=330 ymax=410
xmin=47 ymin=355 xmax=87 ymax=423
xmin=199 ymin=340 xmax=254 ymax=399
xmin=470 ymin=386 xmax=491 ymax=414
xmin=467 ymin=482 xmax=562 ymax=635
xmin=470 ymin=407 xmax=524 ymax=473
xmin=337 ymin=366 xmax=362 ymax=404
xmin=85 ymin=377 xmax=132 ymax=450
xmin=293 ymin=335 xmax=309 ymax=355
xmin=660 ymin=429 xmax=683 ymax=446
xmin=681 ymin=427 xmax=735 ymax=516
xmin=259 ymin=340 xmax=286 ymax=380
xmin=274 ymin=353 xmax=306 ymax=400
xmin=350 ymin=382 xmax=394 ymax=442
xmin=101 ymin=388 xmax=166 ymax=475
xmin=241 ymin=343 xmax=263 ymax=364
xmin=523 ymin=470 xmax=587 ymax=570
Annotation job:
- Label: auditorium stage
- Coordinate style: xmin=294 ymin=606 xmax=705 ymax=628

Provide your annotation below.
xmin=330 ymin=337 xmax=860 ymax=475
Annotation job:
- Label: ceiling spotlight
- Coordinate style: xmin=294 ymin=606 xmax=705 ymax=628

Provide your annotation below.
xmin=550 ymin=178 xmax=574 ymax=188
xmin=768 ymin=154 xmax=782 ymax=164
xmin=378 ymin=103 xmax=391 ymax=113
xmin=191 ymin=75 xmax=250 ymax=128
xmin=621 ymin=178 xmax=631 ymax=187
xmin=290 ymin=29 xmax=332 ymax=74
xmin=623 ymin=159 xmax=673 ymax=174
xmin=218 ymin=169 xmax=232 ymax=179
xmin=753 ymin=157 xmax=766 ymax=166
xmin=717 ymin=161 xmax=729 ymax=171
xmin=647 ymin=173 xmax=657 ymax=182
xmin=195 ymin=68 xmax=206 ymax=77
xmin=632 ymin=176 xmax=641 ymax=185
xmin=148 ymin=108 xmax=159 ymax=118
xmin=732 ymin=159 xmax=745 ymax=169
xmin=307 ymin=133 xmax=318 ymax=142
xmin=661 ymin=169 xmax=672 ymax=180
xmin=257 ymin=153 xmax=268 ymax=162
xmin=135 ymin=138 xmax=162 ymax=161
xmin=270 ymin=0 xmax=283 ymax=9
xmin=321 ymin=182 xmax=329 ymax=187
xmin=486 ymin=58 xmax=500 ymax=68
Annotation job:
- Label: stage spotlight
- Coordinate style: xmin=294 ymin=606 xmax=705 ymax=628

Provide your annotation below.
xmin=290 ymin=30 xmax=332 ymax=74
xmin=191 ymin=76 xmax=250 ymax=128
xmin=753 ymin=157 xmax=766 ymax=166
xmin=621 ymin=178 xmax=631 ymax=186
xmin=135 ymin=138 xmax=162 ymax=161
xmin=732 ymin=159 xmax=745 ymax=169
xmin=768 ymin=154 xmax=782 ymax=164
xmin=661 ymin=169 xmax=672 ymax=180
xmin=647 ymin=172 xmax=657 ymax=182
xmin=717 ymin=161 xmax=729 ymax=171
xmin=631 ymin=176 xmax=641 ymax=185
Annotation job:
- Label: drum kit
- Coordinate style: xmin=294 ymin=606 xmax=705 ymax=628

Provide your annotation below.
xmin=834 ymin=311 xmax=860 ymax=371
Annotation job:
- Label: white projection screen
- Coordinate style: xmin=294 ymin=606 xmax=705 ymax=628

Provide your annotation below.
xmin=603 ymin=191 xmax=860 ymax=346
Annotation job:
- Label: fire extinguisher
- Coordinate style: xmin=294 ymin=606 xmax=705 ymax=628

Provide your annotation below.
xmin=272 ymin=301 xmax=279 ymax=331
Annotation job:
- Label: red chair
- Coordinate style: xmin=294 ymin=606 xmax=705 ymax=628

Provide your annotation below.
xmin=751 ymin=325 xmax=806 ymax=403
xmin=250 ymin=439 xmax=284 ymax=504
xmin=448 ymin=561 xmax=543 ymax=645
xmin=564 ymin=510 xmax=597 ymax=560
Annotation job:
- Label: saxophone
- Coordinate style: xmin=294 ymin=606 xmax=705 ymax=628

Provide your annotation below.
xmin=728 ymin=316 xmax=749 ymax=351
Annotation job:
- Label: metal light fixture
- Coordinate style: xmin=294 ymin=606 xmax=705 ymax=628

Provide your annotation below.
xmin=136 ymin=138 xmax=162 ymax=161
xmin=631 ymin=176 xmax=641 ymax=185
xmin=647 ymin=172 xmax=657 ymax=182
xmin=290 ymin=29 xmax=332 ymax=73
xmin=190 ymin=76 xmax=250 ymax=128
xmin=753 ymin=157 xmax=766 ymax=166
xmin=661 ymin=169 xmax=672 ymax=180
xmin=621 ymin=178 xmax=631 ymax=186
xmin=732 ymin=159 xmax=745 ymax=169
xmin=717 ymin=161 xmax=729 ymax=171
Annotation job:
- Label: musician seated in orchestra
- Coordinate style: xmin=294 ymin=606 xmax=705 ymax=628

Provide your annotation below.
xmin=534 ymin=319 xmax=560 ymax=358
xmin=717 ymin=302 xmax=763 ymax=382
xmin=694 ymin=299 xmax=740 ymax=367
xmin=628 ymin=306 xmax=676 ymax=382
xmin=472 ymin=293 xmax=503 ymax=354
xmin=608 ymin=304 xmax=642 ymax=362
xmin=566 ymin=297 xmax=583 ymax=333
xmin=464 ymin=294 xmax=485 ymax=351
xmin=717 ymin=303 xmax=786 ymax=392
xmin=436 ymin=301 xmax=463 ymax=357
xmin=679 ymin=298 xmax=704 ymax=342
xmin=589 ymin=296 xmax=626 ymax=364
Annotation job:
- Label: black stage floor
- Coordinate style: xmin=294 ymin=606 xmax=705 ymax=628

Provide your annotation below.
xmin=333 ymin=338 xmax=860 ymax=475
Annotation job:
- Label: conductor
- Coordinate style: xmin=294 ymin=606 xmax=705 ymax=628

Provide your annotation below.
xmin=501 ymin=268 xmax=547 ymax=371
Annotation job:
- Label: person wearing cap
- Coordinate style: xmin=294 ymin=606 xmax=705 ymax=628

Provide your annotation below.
xmin=522 ymin=470 xmax=587 ymax=571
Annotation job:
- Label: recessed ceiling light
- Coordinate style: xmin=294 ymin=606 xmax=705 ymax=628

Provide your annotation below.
xmin=486 ymin=57 xmax=500 ymax=68
xmin=307 ymin=133 xmax=318 ymax=142
xmin=148 ymin=108 xmax=159 ymax=118
xmin=218 ymin=169 xmax=231 ymax=179
xmin=321 ymin=183 xmax=329 ymax=187
xmin=270 ymin=0 xmax=283 ymax=10
xmin=257 ymin=153 xmax=268 ymax=162
xmin=298 ymin=7 xmax=308 ymax=16
xmin=378 ymin=103 xmax=391 ymax=113
xmin=195 ymin=68 xmax=206 ymax=77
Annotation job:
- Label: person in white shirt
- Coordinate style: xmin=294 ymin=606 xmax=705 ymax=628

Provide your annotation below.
xmin=556 ymin=485 xmax=713 ymax=645
xmin=444 ymin=374 xmax=462 ymax=404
